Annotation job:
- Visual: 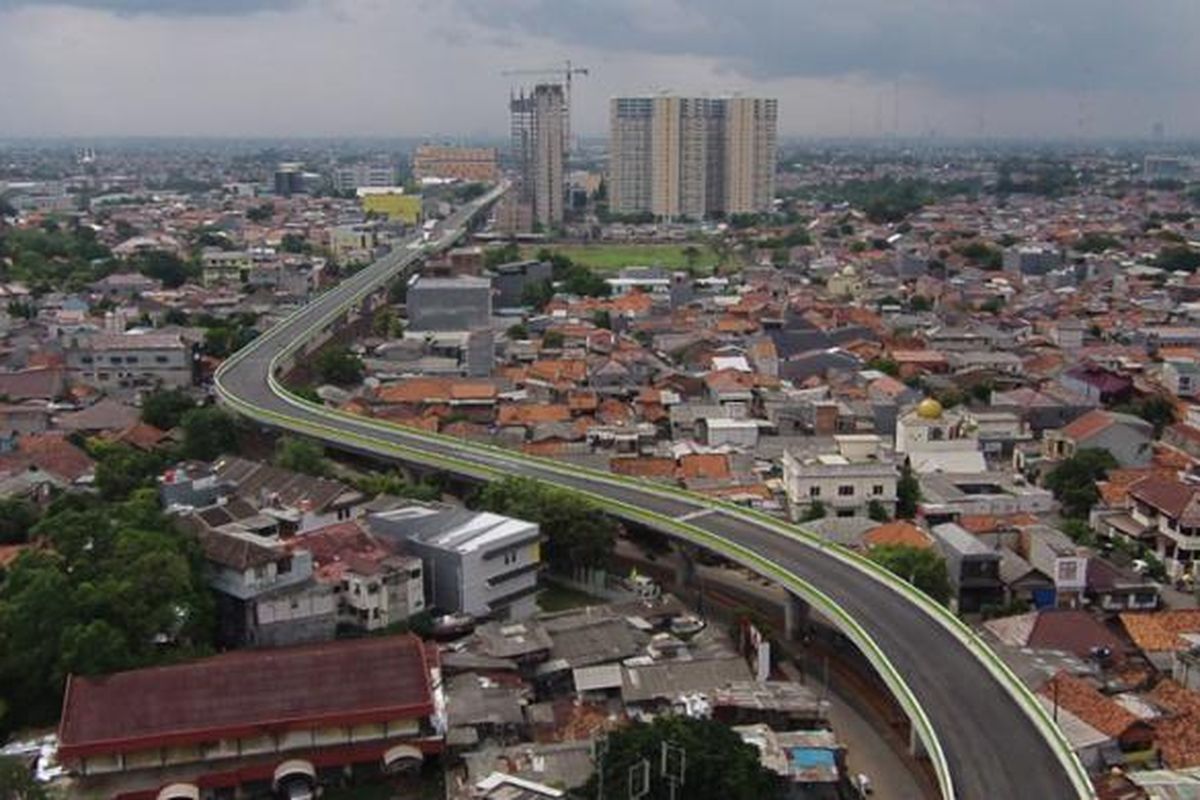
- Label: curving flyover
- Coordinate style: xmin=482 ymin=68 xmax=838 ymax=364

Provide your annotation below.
xmin=214 ymin=185 xmax=1093 ymax=800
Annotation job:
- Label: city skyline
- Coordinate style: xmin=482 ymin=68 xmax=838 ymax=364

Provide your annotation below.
xmin=2 ymin=0 xmax=1199 ymax=140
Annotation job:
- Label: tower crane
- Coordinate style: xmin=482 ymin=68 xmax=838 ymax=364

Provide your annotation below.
xmin=501 ymin=60 xmax=590 ymax=153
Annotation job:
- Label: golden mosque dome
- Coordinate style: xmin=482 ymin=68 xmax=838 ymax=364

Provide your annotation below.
xmin=915 ymin=398 xmax=944 ymax=420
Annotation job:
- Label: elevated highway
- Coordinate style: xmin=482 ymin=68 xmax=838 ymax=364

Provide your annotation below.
xmin=215 ymin=185 xmax=1092 ymax=800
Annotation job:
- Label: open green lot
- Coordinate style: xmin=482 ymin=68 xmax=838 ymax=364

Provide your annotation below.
xmin=522 ymin=243 xmax=721 ymax=272
xmin=537 ymin=582 xmax=605 ymax=612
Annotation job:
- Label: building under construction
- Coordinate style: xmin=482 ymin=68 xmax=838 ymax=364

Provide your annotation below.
xmin=509 ymin=83 xmax=565 ymax=230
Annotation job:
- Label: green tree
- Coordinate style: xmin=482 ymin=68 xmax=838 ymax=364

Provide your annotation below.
xmin=593 ymin=309 xmax=612 ymax=330
xmin=521 ymin=279 xmax=555 ymax=310
xmin=92 ymin=443 xmax=164 ymax=501
xmin=896 ymin=458 xmax=920 ymax=519
xmin=246 ymin=203 xmax=273 ymax=223
xmin=315 ymin=347 xmax=365 ymax=386
xmin=579 ymin=716 xmax=782 ymax=800
xmin=354 ymin=471 xmax=441 ymax=502
xmin=542 ymin=330 xmax=564 ymax=349
xmin=1114 ymin=395 xmax=1177 ymax=436
xmin=0 ymin=757 xmax=47 ymax=800
xmin=801 ymin=501 xmax=826 ymax=522
xmin=140 ymin=387 xmax=195 ymax=430
xmin=866 ymin=356 xmax=899 ymax=377
xmin=1060 ymin=519 xmax=1096 ymax=547
xmin=372 ymin=306 xmax=401 ymax=338
xmin=280 ymin=232 xmax=311 ymax=254
xmin=869 ymin=544 xmax=952 ymax=604
xmin=0 ymin=499 xmax=38 ymax=545
xmin=1044 ymin=448 xmax=1119 ymax=518
xmin=1157 ymin=245 xmax=1200 ymax=272
xmin=273 ymin=436 xmax=329 ymax=477
xmin=868 ymin=499 xmax=890 ymax=523
xmin=682 ymin=244 xmax=702 ymax=269
xmin=484 ymin=241 xmax=521 ymax=268
xmin=1 ymin=494 xmax=214 ymax=732
xmin=506 ymin=322 xmax=529 ymax=339
xmin=129 ymin=249 xmax=196 ymax=288
xmin=180 ymin=407 xmax=238 ymax=461
xmin=476 ymin=477 xmax=616 ymax=572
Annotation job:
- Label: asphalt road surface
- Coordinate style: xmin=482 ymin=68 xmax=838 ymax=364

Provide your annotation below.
xmin=215 ymin=189 xmax=1084 ymax=800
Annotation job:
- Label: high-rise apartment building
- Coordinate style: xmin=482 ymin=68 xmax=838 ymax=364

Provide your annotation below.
xmin=510 ymin=83 xmax=565 ymax=229
xmin=609 ymin=95 xmax=777 ymax=219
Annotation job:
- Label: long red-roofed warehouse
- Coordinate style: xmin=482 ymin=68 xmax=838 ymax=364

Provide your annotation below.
xmin=56 ymin=634 xmax=443 ymax=800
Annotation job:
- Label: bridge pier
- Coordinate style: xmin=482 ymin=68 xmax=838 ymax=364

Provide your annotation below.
xmin=784 ymin=595 xmax=810 ymax=641
xmin=908 ymin=725 xmax=928 ymax=759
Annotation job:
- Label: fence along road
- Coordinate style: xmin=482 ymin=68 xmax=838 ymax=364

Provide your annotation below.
xmin=214 ymin=185 xmax=1092 ymax=800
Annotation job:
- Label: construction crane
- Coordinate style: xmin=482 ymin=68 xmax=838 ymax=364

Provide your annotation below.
xmin=501 ymin=60 xmax=590 ymax=154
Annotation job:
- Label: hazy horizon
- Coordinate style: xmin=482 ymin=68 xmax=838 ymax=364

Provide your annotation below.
xmin=3 ymin=0 xmax=1198 ymax=140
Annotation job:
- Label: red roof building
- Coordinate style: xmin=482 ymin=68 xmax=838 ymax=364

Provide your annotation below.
xmin=57 ymin=635 xmax=442 ymax=799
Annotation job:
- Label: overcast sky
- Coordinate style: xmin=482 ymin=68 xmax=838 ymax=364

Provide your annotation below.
xmin=2 ymin=0 xmax=1198 ymax=139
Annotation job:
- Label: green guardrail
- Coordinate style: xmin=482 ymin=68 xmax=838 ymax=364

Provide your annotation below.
xmin=215 ymin=381 xmax=954 ymax=800
xmin=213 ymin=181 xmax=1092 ymax=800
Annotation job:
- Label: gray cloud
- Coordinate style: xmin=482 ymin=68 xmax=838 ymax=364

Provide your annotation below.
xmin=456 ymin=0 xmax=1199 ymax=93
xmin=0 ymin=0 xmax=300 ymax=15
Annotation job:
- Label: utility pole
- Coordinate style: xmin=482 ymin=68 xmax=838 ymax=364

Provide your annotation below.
xmin=661 ymin=741 xmax=686 ymax=800
xmin=595 ymin=733 xmax=608 ymax=800
xmin=628 ymin=757 xmax=650 ymax=800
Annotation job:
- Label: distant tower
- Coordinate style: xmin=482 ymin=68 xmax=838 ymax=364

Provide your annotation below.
xmin=1152 ymin=120 xmax=1166 ymax=143
xmin=510 ymin=83 xmax=564 ymax=229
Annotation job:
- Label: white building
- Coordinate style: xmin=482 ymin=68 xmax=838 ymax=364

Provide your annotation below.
xmin=782 ymin=435 xmax=898 ymax=520
xmin=369 ymin=504 xmax=543 ymax=620
xmin=895 ymin=399 xmax=986 ymax=473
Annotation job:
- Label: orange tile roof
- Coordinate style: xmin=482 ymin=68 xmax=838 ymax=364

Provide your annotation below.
xmin=956 ymin=513 xmax=1039 ymax=534
xmin=864 ymin=521 xmax=933 ymax=550
xmin=610 ymin=457 xmax=677 ymax=479
xmin=0 ymin=543 xmax=30 ymax=568
xmin=1120 ymin=610 xmax=1200 ymax=653
xmin=567 ymin=391 xmax=599 ymax=412
xmin=678 ymin=453 xmax=731 ymax=480
xmin=374 ymin=378 xmax=497 ymax=404
xmin=1060 ymin=409 xmax=1116 ymax=441
xmin=1038 ymin=672 xmax=1139 ymax=739
xmin=497 ymin=404 xmax=572 ymax=426
xmin=1147 ymin=680 xmax=1200 ymax=768
xmin=528 ymin=359 xmax=588 ymax=385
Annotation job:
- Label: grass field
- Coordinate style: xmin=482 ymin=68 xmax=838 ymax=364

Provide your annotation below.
xmin=537 ymin=582 xmax=605 ymax=612
xmin=522 ymin=243 xmax=721 ymax=272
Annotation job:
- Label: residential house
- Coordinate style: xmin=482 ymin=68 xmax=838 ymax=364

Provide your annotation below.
xmin=194 ymin=526 xmax=337 ymax=648
xmin=1127 ymin=476 xmax=1200 ymax=582
xmin=1044 ymin=409 xmax=1154 ymax=468
xmin=285 ymin=520 xmax=425 ymax=632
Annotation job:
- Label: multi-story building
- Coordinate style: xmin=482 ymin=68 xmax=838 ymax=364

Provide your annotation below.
xmin=66 ymin=333 xmax=195 ymax=391
xmin=929 ymin=522 xmax=1004 ymax=613
xmin=200 ymin=247 xmax=251 ymax=286
xmin=406 ymin=275 xmax=493 ymax=332
xmin=285 ymin=520 xmax=425 ymax=632
xmin=56 ymin=635 xmax=443 ymax=800
xmin=332 ymin=162 xmax=399 ymax=193
xmin=369 ymin=503 xmax=543 ymax=620
xmin=412 ymin=146 xmax=499 ymax=183
xmin=510 ymin=84 xmax=565 ymax=228
xmin=196 ymin=527 xmax=338 ymax=648
xmin=782 ymin=435 xmax=898 ymax=520
xmin=609 ymin=95 xmax=777 ymax=219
